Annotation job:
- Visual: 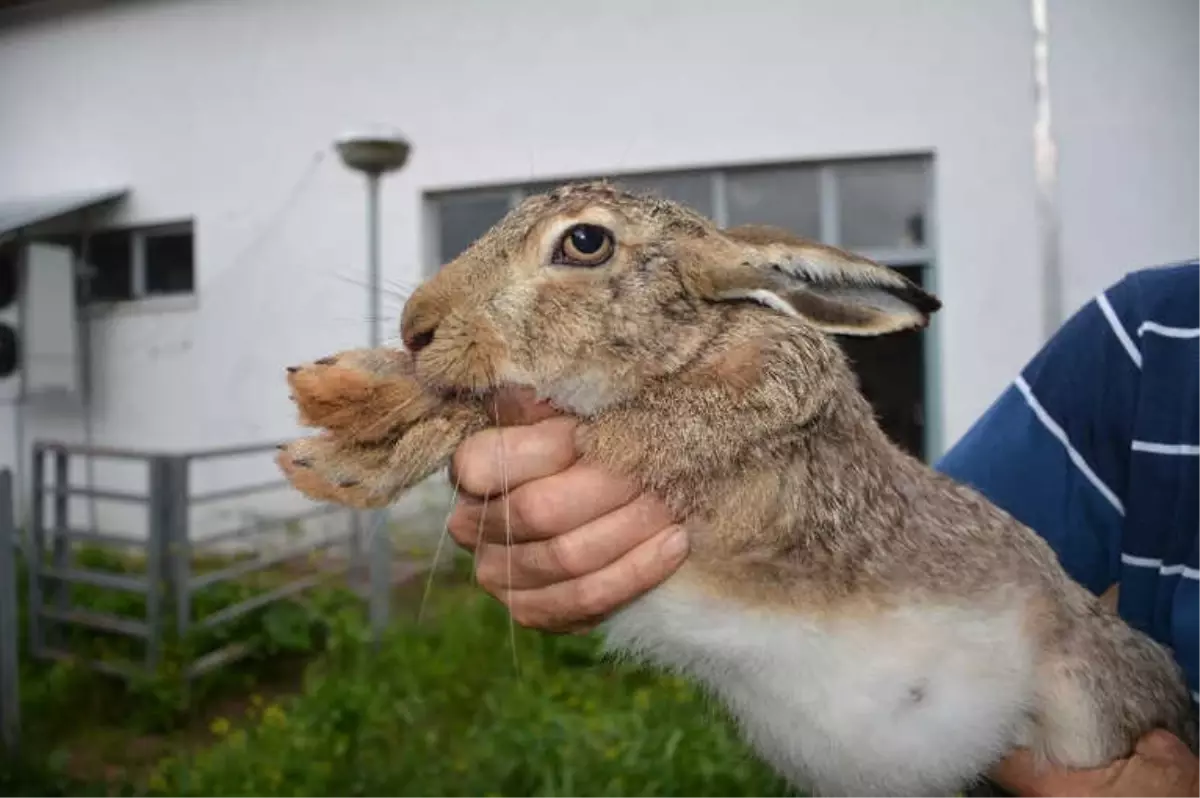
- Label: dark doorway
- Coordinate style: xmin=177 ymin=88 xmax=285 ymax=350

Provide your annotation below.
xmin=833 ymin=265 xmax=930 ymax=460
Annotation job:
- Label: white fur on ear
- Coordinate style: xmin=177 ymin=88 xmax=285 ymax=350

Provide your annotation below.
xmin=715 ymin=288 xmax=802 ymax=319
xmin=774 ymin=245 xmax=914 ymax=296
xmin=811 ymin=284 xmax=929 ymax=324
xmin=716 ymin=225 xmax=942 ymax=334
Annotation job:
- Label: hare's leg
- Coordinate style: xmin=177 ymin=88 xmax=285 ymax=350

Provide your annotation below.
xmin=278 ymin=405 xmax=489 ymax=509
xmin=286 ymin=348 xmax=445 ymax=444
xmin=1030 ymin=610 xmax=1197 ymax=768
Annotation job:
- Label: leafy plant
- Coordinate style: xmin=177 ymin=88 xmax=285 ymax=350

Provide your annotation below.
xmin=8 ymin=545 xmax=793 ymax=797
xmin=150 ymin=586 xmax=792 ymax=797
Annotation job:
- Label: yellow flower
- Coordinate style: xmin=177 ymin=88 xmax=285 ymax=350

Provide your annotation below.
xmin=263 ymin=704 xmax=287 ymax=727
xmin=209 ymin=717 xmax=231 ymax=736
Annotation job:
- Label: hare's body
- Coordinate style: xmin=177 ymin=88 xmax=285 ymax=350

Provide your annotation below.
xmin=565 ymin=307 xmax=1193 ymax=795
xmin=609 ymin=580 xmax=1036 ymax=796
xmin=277 ymin=182 xmax=1196 ymax=795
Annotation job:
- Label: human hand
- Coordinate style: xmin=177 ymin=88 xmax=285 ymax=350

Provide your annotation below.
xmin=445 ymin=387 xmax=688 ymax=633
xmin=990 ymin=729 xmax=1198 ymax=797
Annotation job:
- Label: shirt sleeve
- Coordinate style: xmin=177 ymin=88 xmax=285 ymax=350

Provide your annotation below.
xmin=935 ymin=278 xmax=1142 ymax=597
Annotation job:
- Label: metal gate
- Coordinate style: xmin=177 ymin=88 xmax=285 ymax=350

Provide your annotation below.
xmin=0 ymin=469 xmax=19 ymax=754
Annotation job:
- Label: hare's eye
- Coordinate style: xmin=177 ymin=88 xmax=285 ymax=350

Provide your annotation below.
xmin=555 ymin=224 xmax=615 ymax=267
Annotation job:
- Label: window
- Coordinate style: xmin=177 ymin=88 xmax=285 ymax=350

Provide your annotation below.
xmin=48 ymin=221 xmax=195 ymax=303
xmin=426 ymin=155 xmax=935 ymax=458
xmin=726 ymin=165 xmax=821 ymax=239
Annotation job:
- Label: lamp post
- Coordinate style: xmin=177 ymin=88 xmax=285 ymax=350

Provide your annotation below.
xmin=334 ymin=128 xmax=411 ymax=643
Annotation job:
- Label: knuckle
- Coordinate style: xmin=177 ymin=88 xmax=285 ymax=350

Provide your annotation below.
xmin=510 ymin=486 xmax=557 ymax=535
xmin=507 ymin=601 xmax=541 ymax=629
xmin=474 ymin=552 xmax=501 ymax=592
xmin=543 ymin=533 xmax=586 ymax=580
xmin=445 ymin=505 xmax=475 ymax=547
xmin=572 ymin=577 xmax=614 ymax=621
xmin=451 ymin=436 xmax=495 ymax=497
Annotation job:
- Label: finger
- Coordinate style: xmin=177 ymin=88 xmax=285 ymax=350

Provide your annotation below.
xmin=458 ymin=462 xmax=642 ymax=545
xmin=450 ymin=416 xmax=579 ymax=499
xmin=473 ymin=494 xmax=675 ymax=590
xmin=490 ymin=386 xmax=561 ymax=427
xmin=989 ymin=747 xmax=1123 ymax=797
xmin=501 ymin=524 xmax=690 ymax=632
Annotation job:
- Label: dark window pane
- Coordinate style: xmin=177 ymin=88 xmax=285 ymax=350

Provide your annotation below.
xmin=833 ymin=264 xmax=928 ymax=459
xmin=615 ymin=172 xmax=714 ymax=218
xmin=726 ymin=166 xmax=822 ymax=238
xmin=436 ymin=194 xmax=512 ymax=264
xmin=837 ymin=159 xmax=930 ymax=249
xmin=145 ymin=231 xmax=194 ymax=295
xmin=83 ymin=230 xmax=132 ymax=301
xmin=40 ymin=233 xmax=83 ymax=257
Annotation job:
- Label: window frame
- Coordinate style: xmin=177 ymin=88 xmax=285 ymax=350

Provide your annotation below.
xmin=423 ymin=153 xmax=942 ymax=457
xmin=76 ymin=220 xmax=197 ymax=314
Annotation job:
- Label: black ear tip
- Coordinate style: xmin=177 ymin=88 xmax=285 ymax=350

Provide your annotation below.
xmin=893 ymin=282 xmax=942 ymax=315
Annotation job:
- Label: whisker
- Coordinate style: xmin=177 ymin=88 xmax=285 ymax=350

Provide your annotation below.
xmin=417 ymin=465 xmax=462 ymax=625
xmin=472 ymin=490 xmax=491 ymax=587
xmin=332 ymin=272 xmax=414 ymax=301
xmin=228 ymin=150 xmax=328 ymax=272
xmin=493 ymin=393 xmax=519 ymax=675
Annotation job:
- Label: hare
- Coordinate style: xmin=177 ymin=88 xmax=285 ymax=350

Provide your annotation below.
xmin=277 ymin=182 xmax=1196 ymax=796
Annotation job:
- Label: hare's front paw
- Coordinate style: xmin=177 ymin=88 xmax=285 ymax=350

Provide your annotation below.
xmin=277 ymin=409 xmax=489 ymax=509
xmin=276 ymin=434 xmax=398 ymax=508
xmin=287 ymin=348 xmax=425 ymax=442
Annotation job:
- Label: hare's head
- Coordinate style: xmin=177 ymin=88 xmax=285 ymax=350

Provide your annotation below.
xmin=402 ymin=181 xmax=940 ymax=412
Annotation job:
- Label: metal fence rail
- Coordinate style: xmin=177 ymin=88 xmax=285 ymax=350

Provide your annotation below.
xmin=0 ymin=469 xmax=19 ymax=754
xmin=22 ymin=440 xmax=371 ymax=686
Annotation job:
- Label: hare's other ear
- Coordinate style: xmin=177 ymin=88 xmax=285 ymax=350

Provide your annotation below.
xmin=698 ymin=224 xmax=941 ymax=336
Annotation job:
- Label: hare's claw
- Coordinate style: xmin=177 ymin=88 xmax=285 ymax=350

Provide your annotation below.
xmin=276 ymin=435 xmax=398 ymax=509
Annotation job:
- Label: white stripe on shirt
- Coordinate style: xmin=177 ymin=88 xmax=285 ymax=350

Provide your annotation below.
xmin=1014 ymin=376 xmax=1125 ymax=515
xmin=1138 ymin=321 xmax=1200 ymax=339
xmin=1096 ymin=292 xmax=1143 ymax=368
xmin=1120 ymin=553 xmax=1200 ymax=580
xmin=1131 ymin=441 xmax=1200 ymax=456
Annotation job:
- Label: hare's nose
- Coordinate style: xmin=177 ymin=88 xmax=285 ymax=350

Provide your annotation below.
xmin=404 ymin=325 xmax=436 ymax=353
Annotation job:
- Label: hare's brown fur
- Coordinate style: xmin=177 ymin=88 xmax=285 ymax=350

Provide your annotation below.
xmin=278 ymin=182 xmax=1195 ymax=794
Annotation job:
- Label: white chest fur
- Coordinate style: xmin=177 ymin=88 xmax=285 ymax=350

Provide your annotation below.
xmin=600 ymin=577 xmax=1039 ymax=796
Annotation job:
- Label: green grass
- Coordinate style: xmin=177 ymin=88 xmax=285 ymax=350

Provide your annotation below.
xmin=4 ymin=549 xmax=792 ymax=797
xmin=150 ymin=584 xmax=791 ymax=797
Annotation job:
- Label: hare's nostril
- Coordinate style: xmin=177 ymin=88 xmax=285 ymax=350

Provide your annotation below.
xmin=405 ymin=327 xmax=436 ymax=354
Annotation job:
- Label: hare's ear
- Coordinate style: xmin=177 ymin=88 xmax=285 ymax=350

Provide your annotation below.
xmin=695 ymin=224 xmax=941 ymax=336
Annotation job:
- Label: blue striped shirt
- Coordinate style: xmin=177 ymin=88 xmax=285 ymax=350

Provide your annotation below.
xmin=936 ymin=261 xmax=1199 ymax=707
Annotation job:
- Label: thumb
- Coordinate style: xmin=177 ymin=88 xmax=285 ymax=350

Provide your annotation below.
xmin=1135 ymin=729 xmax=1192 ymax=762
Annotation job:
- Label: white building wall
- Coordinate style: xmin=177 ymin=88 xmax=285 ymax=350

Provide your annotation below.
xmin=0 ymin=0 xmax=1195 ymax=538
xmin=1048 ymin=0 xmax=1199 ymax=314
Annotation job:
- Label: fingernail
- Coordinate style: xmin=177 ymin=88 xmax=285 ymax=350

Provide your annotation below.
xmin=660 ymin=526 xmax=689 ymax=560
xmin=286 ymin=366 xmax=300 ymax=373
xmin=315 ymin=356 xmax=337 ymax=366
